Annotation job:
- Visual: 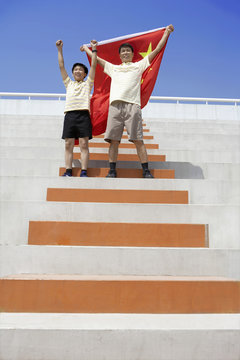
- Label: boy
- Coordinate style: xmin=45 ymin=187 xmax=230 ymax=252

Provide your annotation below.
xmin=56 ymin=39 xmax=97 ymax=177
xmin=82 ymin=25 xmax=174 ymax=178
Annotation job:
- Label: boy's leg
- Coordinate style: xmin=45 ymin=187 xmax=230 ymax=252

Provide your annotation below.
xmin=79 ymin=137 xmax=89 ymax=176
xmin=64 ymin=138 xmax=75 ymax=170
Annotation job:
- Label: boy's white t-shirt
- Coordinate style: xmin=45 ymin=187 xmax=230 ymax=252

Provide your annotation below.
xmin=63 ymin=76 xmax=94 ymax=113
xmin=104 ymin=56 xmax=150 ymax=106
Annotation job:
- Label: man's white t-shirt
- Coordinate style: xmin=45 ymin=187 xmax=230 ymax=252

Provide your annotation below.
xmin=104 ymin=56 xmax=150 ymax=106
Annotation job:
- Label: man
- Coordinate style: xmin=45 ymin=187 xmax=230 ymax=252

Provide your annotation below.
xmin=56 ymin=39 xmax=97 ymax=177
xmin=82 ymin=25 xmax=174 ymax=178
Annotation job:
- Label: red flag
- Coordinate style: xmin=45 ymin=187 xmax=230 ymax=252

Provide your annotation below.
xmin=87 ymin=27 xmax=169 ymax=136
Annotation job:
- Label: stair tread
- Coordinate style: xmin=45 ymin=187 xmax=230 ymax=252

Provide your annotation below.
xmin=2 ymin=274 xmax=236 ymax=281
xmin=1 ymin=313 xmax=239 ymax=330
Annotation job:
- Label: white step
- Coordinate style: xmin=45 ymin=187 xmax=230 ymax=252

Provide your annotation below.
xmin=1 ymin=145 xmax=240 ymax=164
xmin=160 ymin=149 xmax=240 ymax=163
xmin=4 ymin=139 xmax=239 ymax=164
xmin=1 ymin=118 xmax=240 ymax=135
xmin=2 ymin=113 xmax=239 ymax=126
xmin=1 ymin=113 xmax=240 ymax=126
xmin=1 ymin=158 xmax=239 ymax=179
xmin=0 ymin=138 xmax=161 ymax=153
xmin=1 ymin=245 xmax=239 ymax=279
xmin=1 ymin=177 xmax=239 ymax=205
xmin=1 ymin=201 xmax=239 ymax=248
xmin=150 ymin=126 xmax=240 ymax=135
xmin=0 ymin=313 xmax=239 ymax=360
xmin=144 ymin=117 xmax=240 ymax=125
xmin=1 ymin=128 xmax=239 ymax=150
xmin=1 ymin=134 xmax=239 ymax=160
xmin=151 ymin=134 xmax=240 ymax=150
xmin=150 ymin=125 xmax=240 ymax=135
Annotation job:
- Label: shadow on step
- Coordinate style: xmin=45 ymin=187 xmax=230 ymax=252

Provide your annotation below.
xmin=75 ymin=160 xmax=205 ymax=179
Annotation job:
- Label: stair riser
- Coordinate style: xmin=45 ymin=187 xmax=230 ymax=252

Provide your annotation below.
xmin=46 ymin=188 xmax=188 ymax=204
xmin=28 ymin=222 xmax=206 ymax=247
xmin=1 ymin=159 xmax=239 ymax=180
xmin=87 ymin=143 xmax=159 ymax=149
xmin=0 ymin=329 xmax=239 ymax=360
xmin=1 ymin=279 xmax=239 ymax=313
xmin=59 ymin=167 xmax=174 ymax=178
xmin=94 ymin=134 xmax=153 ymax=139
xmin=73 ymin=153 xmax=165 ymax=161
xmin=2 ymin=247 xmax=240 ymax=278
xmin=1 ymin=202 xmax=239 ymax=248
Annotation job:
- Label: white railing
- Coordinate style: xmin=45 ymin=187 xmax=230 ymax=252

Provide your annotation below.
xmin=0 ymin=92 xmax=239 ymax=106
xmin=0 ymin=92 xmax=66 ymax=101
xmin=150 ymin=96 xmax=240 ymax=106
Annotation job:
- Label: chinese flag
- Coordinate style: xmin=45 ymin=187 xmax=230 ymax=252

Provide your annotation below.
xmin=87 ymin=27 xmax=168 ymax=136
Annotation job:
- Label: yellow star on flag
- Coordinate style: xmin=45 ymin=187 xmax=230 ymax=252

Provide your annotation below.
xmin=139 ymin=43 xmax=152 ymax=58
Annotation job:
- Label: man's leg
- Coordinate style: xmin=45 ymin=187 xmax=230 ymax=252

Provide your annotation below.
xmin=133 ymin=140 xmax=148 ymax=163
xmin=63 ymin=138 xmax=75 ymax=176
xmin=79 ymin=137 xmax=89 ymax=177
xmin=109 ymin=140 xmax=120 ymax=163
xmin=106 ymin=140 xmax=120 ymax=177
xmin=133 ymin=140 xmax=154 ymax=178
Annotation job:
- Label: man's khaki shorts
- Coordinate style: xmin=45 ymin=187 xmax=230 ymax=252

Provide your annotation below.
xmin=104 ymin=101 xmax=143 ymax=143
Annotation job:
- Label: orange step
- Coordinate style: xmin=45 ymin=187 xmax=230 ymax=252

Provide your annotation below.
xmin=85 ymin=143 xmax=159 ymax=149
xmin=123 ymin=128 xmax=150 ymax=132
xmin=94 ymin=134 xmax=154 ymax=140
xmin=46 ymin=188 xmax=188 ymax=204
xmin=74 ymin=129 xmax=150 ymax=144
xmin=1 ymin=274 xmax=239 ymax=313
xmin=59 ymin=167 xmax=174 ymax=178
xmin=73 ymin=153 xmax=166 ymax=161
xmin=28 ymin=221 xmax=207 ymax=247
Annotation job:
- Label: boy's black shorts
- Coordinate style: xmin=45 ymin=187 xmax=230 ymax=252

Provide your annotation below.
xmin=62 ymin=110 xmax=92 ymax=140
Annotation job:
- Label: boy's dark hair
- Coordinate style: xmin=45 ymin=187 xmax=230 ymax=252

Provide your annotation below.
xmin=72 ymin=63 xmax=88 ymax=75
xmin=119 ymin=43 xmax=134 ymax=54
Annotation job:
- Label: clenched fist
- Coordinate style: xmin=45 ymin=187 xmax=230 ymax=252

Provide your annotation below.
xmin=56 ymin=40 xmax=63 ymax=48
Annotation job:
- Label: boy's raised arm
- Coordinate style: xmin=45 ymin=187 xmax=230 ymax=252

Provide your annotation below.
xmin=148 ymin=25 xmax=174 ymax=64
xmin=80 ymin=43 xmax=106 ymax=69
xmin=85 ymin=40 xmax=98 ymax=81
xmin=56 ymin=40 xmax=68 ymax=81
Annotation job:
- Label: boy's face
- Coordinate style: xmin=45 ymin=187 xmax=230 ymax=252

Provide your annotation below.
xmin=119 ymin=46 xmax=134 ymax=63
xmin=72 ymin=65 xmax=86 ymax=82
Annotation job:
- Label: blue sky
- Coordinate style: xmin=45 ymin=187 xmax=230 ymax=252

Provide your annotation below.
xmin=0 ymin=0 xmax=239 ymax=98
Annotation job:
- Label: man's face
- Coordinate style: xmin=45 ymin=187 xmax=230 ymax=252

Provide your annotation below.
xmin=119 ymin=47 xmax=134 ymax=63
xmin=72 ymin=66 xmax=86 ymax=82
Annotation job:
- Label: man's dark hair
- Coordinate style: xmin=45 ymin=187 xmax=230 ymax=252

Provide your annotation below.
xmin=119 ymin=43 xmax=134 ymax=54
xmin=72 ymin=63 xmax=88 ymax=75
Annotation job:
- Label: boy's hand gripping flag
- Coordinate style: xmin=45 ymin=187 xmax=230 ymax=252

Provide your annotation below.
xmin=87 ymin=27 xmax=169 ymax=136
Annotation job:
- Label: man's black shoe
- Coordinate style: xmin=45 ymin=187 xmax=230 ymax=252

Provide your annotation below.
xmin=143 ymin=170 xmax=154 ymax=178
xmin=106 ymin=170 xmax=117 ymax=178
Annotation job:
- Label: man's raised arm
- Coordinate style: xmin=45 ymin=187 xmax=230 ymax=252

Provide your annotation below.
xmin=56 ymin=40 xmax=68 ymax=81
xmin=80 ymin=43 xmax=106 ymax=69
xmin=82 ymin=40 xmax=98 ymax=81
xmin=148 ymin=25 xmax=174 ymax=64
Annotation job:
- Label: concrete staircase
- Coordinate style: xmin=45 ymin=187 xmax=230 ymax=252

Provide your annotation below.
xmin=0 ymin=100 xmax=240 ymax=360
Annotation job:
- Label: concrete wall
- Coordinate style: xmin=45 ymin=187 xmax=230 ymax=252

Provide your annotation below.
xmin=0 ymin=98 xmax=239 ymax=121
xmin=143 ymin=102 xmax=240 ymax=121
